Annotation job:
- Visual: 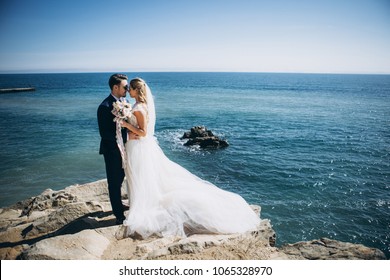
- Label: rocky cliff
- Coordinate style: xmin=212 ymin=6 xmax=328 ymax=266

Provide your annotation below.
xmin=0 ymin=180 xmax=385 ymax=260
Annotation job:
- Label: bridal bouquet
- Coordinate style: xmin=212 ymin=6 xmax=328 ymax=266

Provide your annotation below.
xmin=111 ymin=99 xmax=133 ymax=168
xmin=112 ymin=99 xmax=133 ymax=123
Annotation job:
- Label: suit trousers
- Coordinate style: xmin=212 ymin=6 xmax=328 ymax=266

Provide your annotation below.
xmin=103 ymin=148 xmax=125 ymax=220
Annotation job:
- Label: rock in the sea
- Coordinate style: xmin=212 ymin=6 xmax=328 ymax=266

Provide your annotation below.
xmin=181 ymin=126 xmax=229 ymax=148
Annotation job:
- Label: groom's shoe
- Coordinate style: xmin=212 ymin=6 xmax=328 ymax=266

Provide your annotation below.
xmin=115 ymin=217 xmax=125 ymax=225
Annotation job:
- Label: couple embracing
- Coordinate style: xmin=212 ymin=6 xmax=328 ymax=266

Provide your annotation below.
xmin=97 ymin=73 xmax=260 ymax=239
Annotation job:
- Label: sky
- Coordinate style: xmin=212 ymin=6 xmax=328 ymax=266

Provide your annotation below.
xmin=0 ymin=0 xmax=389 ymax=74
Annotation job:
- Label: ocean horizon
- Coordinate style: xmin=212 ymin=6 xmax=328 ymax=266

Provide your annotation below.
xmin=0 ymin=72 xmax=389 ymax=257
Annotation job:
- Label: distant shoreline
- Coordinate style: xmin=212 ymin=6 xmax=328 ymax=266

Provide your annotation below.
xmin=0 ymin=87 xmax=35 ymax=94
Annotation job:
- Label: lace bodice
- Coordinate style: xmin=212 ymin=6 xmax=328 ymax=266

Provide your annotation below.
xmin=128 ymin=102 xmax=148 ymax=127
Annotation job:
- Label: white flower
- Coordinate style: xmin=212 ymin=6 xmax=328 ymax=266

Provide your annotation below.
xmin=123 ymin=107 xmax=131 ymax=116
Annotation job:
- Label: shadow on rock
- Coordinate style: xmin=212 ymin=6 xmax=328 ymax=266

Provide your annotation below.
xmin=0 ymin=211 xmax=116 ymax=250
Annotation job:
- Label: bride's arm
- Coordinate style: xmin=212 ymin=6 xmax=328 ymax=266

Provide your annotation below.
xmin=121 ymin=111 xmax=147 ymax=137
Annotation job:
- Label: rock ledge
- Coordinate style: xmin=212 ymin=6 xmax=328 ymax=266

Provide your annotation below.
xmin=0 ymin=180 xmax=386 ymax=260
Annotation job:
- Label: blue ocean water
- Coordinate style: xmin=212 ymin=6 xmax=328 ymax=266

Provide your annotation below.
xmin=0 ymin=72 xmax=389 ymax=257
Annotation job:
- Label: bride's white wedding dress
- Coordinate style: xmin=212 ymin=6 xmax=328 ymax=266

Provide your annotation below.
xmin=123 ymin=86 xmax=260 ymax=238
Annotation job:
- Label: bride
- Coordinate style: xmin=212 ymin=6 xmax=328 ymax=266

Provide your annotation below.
xmin=120 ymin=78 xmax=260 ymax=238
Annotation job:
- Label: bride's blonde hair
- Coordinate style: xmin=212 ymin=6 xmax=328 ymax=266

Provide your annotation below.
xmin=130 ymin=78 xmax=148 ymax=103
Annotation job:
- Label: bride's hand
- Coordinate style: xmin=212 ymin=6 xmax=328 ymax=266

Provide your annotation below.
xmin=120 ymin=120 xmax=129 ymax=129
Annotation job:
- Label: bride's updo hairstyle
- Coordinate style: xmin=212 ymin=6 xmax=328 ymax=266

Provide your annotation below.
xmin=130 ymin=78 xmax=148 ymax=104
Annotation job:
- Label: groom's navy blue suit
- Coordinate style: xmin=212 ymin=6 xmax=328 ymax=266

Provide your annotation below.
xmin=97 ymin=94 xmax=128 ymax=221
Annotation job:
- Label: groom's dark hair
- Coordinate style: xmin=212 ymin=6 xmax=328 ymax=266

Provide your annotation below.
xmin=109 ymin=73 xmax=128 ymax=90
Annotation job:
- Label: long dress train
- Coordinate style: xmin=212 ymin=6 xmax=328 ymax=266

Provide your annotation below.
xmin=123 ymin=95 xmax=260 ymax=239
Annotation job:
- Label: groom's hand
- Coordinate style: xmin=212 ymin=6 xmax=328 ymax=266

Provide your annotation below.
xmin=128 ymin=132 xmax=139 ymax=140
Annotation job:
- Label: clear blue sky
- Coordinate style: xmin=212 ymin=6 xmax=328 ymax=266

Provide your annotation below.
xmin=1 ymin=0 xmax=389 ymax=73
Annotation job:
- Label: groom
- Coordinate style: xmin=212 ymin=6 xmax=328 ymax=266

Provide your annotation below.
xmin=97 ymin=73 xmax=129 ymax=225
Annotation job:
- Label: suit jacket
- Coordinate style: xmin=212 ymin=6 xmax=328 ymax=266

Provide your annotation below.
xmin=97 ymin=94 xmax=127 ymax=154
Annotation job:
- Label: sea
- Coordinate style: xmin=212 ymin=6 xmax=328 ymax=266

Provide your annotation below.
xmin=0 ymin=72 xmax=389 ymax=257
